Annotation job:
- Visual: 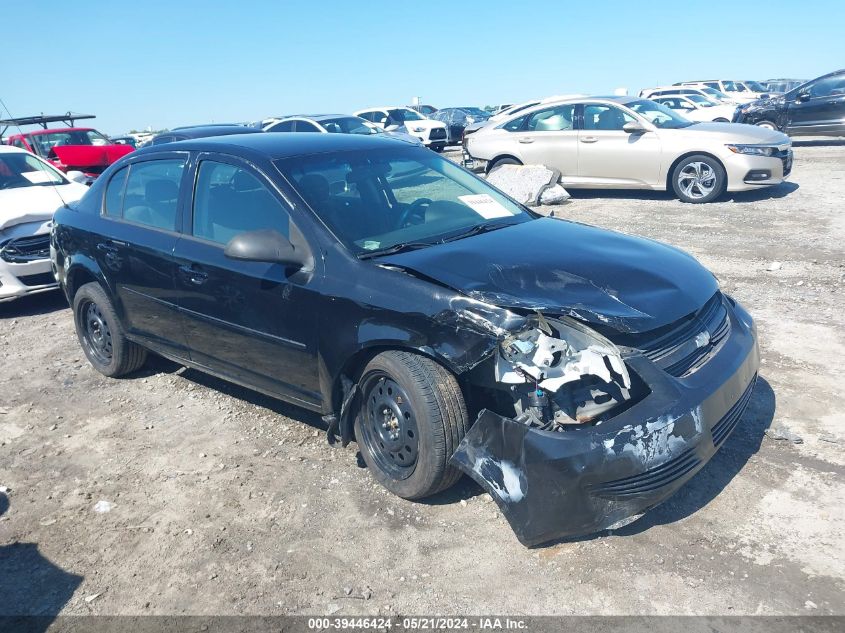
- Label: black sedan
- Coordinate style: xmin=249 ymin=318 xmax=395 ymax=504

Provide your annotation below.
xmin=51 ymin=133 xmax=759 ymax=546
xmin=430 ymin=107 xmax=492 ymax=144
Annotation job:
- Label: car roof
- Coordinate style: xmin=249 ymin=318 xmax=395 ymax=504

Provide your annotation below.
xmin=133 ymin=131 xmax=408 ymax=160
xmin=279 ymin=114 xmax=359 ymax=121
xmin=0 ymin=145 xmax=27 ymax=154
xmin=356 ymin=106 xmax=415 ymax=111
xmin=159 ymin=125 xmax=262 ymax=139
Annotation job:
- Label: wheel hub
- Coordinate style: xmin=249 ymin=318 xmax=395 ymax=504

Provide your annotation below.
xmin=678 ymin=162 xmax=716 ymax=199
xmin=362 ymin=374 xmax=419 ymax=478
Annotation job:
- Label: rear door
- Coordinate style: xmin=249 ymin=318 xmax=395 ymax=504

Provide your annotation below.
xmin=172 ymin=154 xmax=322 ymax=408
xmin=94 ymin=153 xmax=190 ymax=357
xmin=575 ymin=103 xmax=661 ymax=187
xmin=786 ymin=74 xmax=845 ymax=135
xmin=505 ymin=103 xmax=579 ymax=180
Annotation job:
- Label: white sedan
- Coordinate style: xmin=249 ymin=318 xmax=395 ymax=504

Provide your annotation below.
xmin=650 ymin=95 xmax=737 ymax=123
xmin=0 ymin=145 xmax=88 ymax=302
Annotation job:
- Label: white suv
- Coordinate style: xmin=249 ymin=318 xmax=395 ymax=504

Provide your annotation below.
xmin=354 ymin=107 xmax=447 ymax=151
xmin=639 ymin=85 xmax=738 ymax=105
xmin=675 ymin=80 xmax=770 ymax=103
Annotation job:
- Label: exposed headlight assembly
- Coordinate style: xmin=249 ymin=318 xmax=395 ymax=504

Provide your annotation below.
xmin=497 ymin=315 xmax=633 ymax=428
xmin=727 ymin=144 xmax=776 ymax=157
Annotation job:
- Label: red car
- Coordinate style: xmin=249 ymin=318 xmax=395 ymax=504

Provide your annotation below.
xmin=2 ymin=114 xmax=133 ymax=183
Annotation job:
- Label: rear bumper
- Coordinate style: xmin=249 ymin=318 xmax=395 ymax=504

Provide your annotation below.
xmin=450 ymin=298 xmax=759 ymax=546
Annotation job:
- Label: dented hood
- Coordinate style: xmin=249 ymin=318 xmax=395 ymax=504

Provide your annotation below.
xmin=0 ymin=182 xmax=88 ymax=231
xmin=381 ymin=217 xmax=718 ymax=333
xmin=51 ymin=144 xmax=133 ymax=169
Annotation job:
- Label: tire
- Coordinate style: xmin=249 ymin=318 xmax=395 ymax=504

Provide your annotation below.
xmin=755 ymin=120 xmax=778 ymax=131
xmin=73 ymin=282 xmax=147 ymax=377
xmin=714 ymin=117 xmax=730 ymax=123
xmin=670 ymin=154 xmax=726 ymax=204
xmin=486 ymin=156 xmax=522 ymax=173
xmin=354 ymin=351 xmax=468 ymax=500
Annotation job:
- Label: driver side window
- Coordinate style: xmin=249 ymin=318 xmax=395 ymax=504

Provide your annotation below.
xmin=809 ymin=76 xmax=845 ymax=98
xmin=192 ymin=161 xmax=290 ymax=245
xmin=583 ymin=105 xmax=635 ymax=131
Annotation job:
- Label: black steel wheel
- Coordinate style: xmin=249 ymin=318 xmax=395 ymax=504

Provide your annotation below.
xmin=354 ymin=351 xmax=468 ymax=499
xmin=72 ymin=282 xmax=147 ymax=377
xmin=359 ymin=373 xmax=420 ymax=480
xmin=79 ymin=298 xmax=113 ymax=365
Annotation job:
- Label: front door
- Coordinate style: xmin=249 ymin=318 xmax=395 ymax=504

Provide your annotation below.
xmin=576 ymin=104 xmax=661 ymax=187
xmin=787 ymin=75 xmax=845 ymax=135
xmin=173 ymin=155 xmax=321 ymax=409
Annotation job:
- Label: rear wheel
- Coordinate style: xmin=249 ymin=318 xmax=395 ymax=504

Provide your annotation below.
xmin=714 ymin=117 xmax=730 ymax=123
xmin=73 ymin=282 xmax=147 ymax=377
xmin=486 ymin=156 xmax=522 ymax=173
xmin=671 ymin=155 xmax=726 ymax=204
xmin=354 ymin=351 xmax=468 ymax=499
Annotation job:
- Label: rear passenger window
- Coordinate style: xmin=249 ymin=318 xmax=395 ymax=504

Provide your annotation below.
xmin=525 ymin=104 xmax=576 ymax=131
xmin=266 ymin=121 xmax=294 ymax=132
xmin=122 ymin=159 xmax=185 ymax=231
xmin=192 ymin=161 xmax=290 ymax=245
xmin=104 ymin=167 xmax=128 ymax=217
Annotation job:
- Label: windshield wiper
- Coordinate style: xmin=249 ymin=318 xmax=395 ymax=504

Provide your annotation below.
xmin=440 ymin=220 xmax=519 ymax=243
xmin=357 ymin=241 xmax=434 ymax=259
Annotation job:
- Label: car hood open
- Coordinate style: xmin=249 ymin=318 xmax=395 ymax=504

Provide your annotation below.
xmin=51 ymin=144 xmax=133 ymax=169
xmin=381 ymin=217 xmax=719 ymax=333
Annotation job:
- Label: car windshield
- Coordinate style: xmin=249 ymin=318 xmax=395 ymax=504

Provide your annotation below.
xmin=686 ymin=94 xmax=716 ymax=106
xmin=0 ymin=151 xmax=67 ymax=190
xmin=745 ymin=81 xmax=768 ymax=92
xmin=387 ymin=108 xmax=425 ymax=123
xmin=29 ymin=129 xmax=111 ymax=156
xmin=627 ymin=100 xmax=694 ymax=128
xmin=701 ymin=87 xmax=732 ymax=101
xmin=320 ymin=117 xmax=376 ymax=135
xmin=275 ymin=146 xmax=531 ymax=255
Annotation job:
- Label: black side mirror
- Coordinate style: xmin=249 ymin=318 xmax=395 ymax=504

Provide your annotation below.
xmin=224 ymin=229 xmax=305 ymax=267
xmin=797 ymin=92 xmax=811 ymax=103
xmin=622 ymin=121 xmax=647 ymax=134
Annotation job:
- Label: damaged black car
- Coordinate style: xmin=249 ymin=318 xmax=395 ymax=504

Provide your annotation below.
xmin=51 ymin=133 xmax=759 ymax=546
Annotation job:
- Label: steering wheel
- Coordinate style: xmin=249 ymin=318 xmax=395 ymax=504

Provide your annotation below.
xmin=397 ymin=198 xmax=432 ymax=228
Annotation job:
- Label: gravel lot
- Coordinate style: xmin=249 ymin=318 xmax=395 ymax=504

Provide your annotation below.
xmin=1 ymin=141 xmax=844 ymax=617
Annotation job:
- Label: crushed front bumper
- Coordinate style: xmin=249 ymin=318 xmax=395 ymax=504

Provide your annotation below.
xmin=450 ymin=299 xmax=759 ymax=546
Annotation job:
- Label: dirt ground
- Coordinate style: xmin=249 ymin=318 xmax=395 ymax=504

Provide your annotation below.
xmin=1 ymin=141 xmax=844 ymax=618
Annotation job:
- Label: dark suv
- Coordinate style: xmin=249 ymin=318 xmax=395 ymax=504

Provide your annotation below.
xmin=733 ymin=69 xmax=845 ymax=136
xmin=51 ymin=133 xmax=759 ymax=546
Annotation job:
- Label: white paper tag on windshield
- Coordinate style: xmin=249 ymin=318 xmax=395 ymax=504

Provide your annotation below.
xmin=458 ymin=194 xmax=512 ymax=219
xmin=21 ymin=170 xmax=54 ymax=184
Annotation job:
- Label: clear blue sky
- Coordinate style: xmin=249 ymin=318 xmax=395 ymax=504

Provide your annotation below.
xmin=3 ymin=0 xmax=843 ymax=135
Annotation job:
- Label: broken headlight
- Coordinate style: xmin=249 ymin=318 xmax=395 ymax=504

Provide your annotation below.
xmin=496 ymin=315 xmax=633 ymax=430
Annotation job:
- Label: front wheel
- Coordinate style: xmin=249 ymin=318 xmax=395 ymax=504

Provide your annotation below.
xmin=671 ymin=155 xmax=726 ymax=204
xmin=354 ymin=351 xmax=468 ymax=500
xmin=73 ymin=282 xmax=147 ymax=377
xmin=755 ymin=120 xmax=778 ymax=131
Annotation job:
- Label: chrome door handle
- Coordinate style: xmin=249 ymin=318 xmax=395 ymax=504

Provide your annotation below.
xmin=518 ymin=138 xmax=534 ymax=144
xmin=580 ymin=136 xmax=598 ymax=143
